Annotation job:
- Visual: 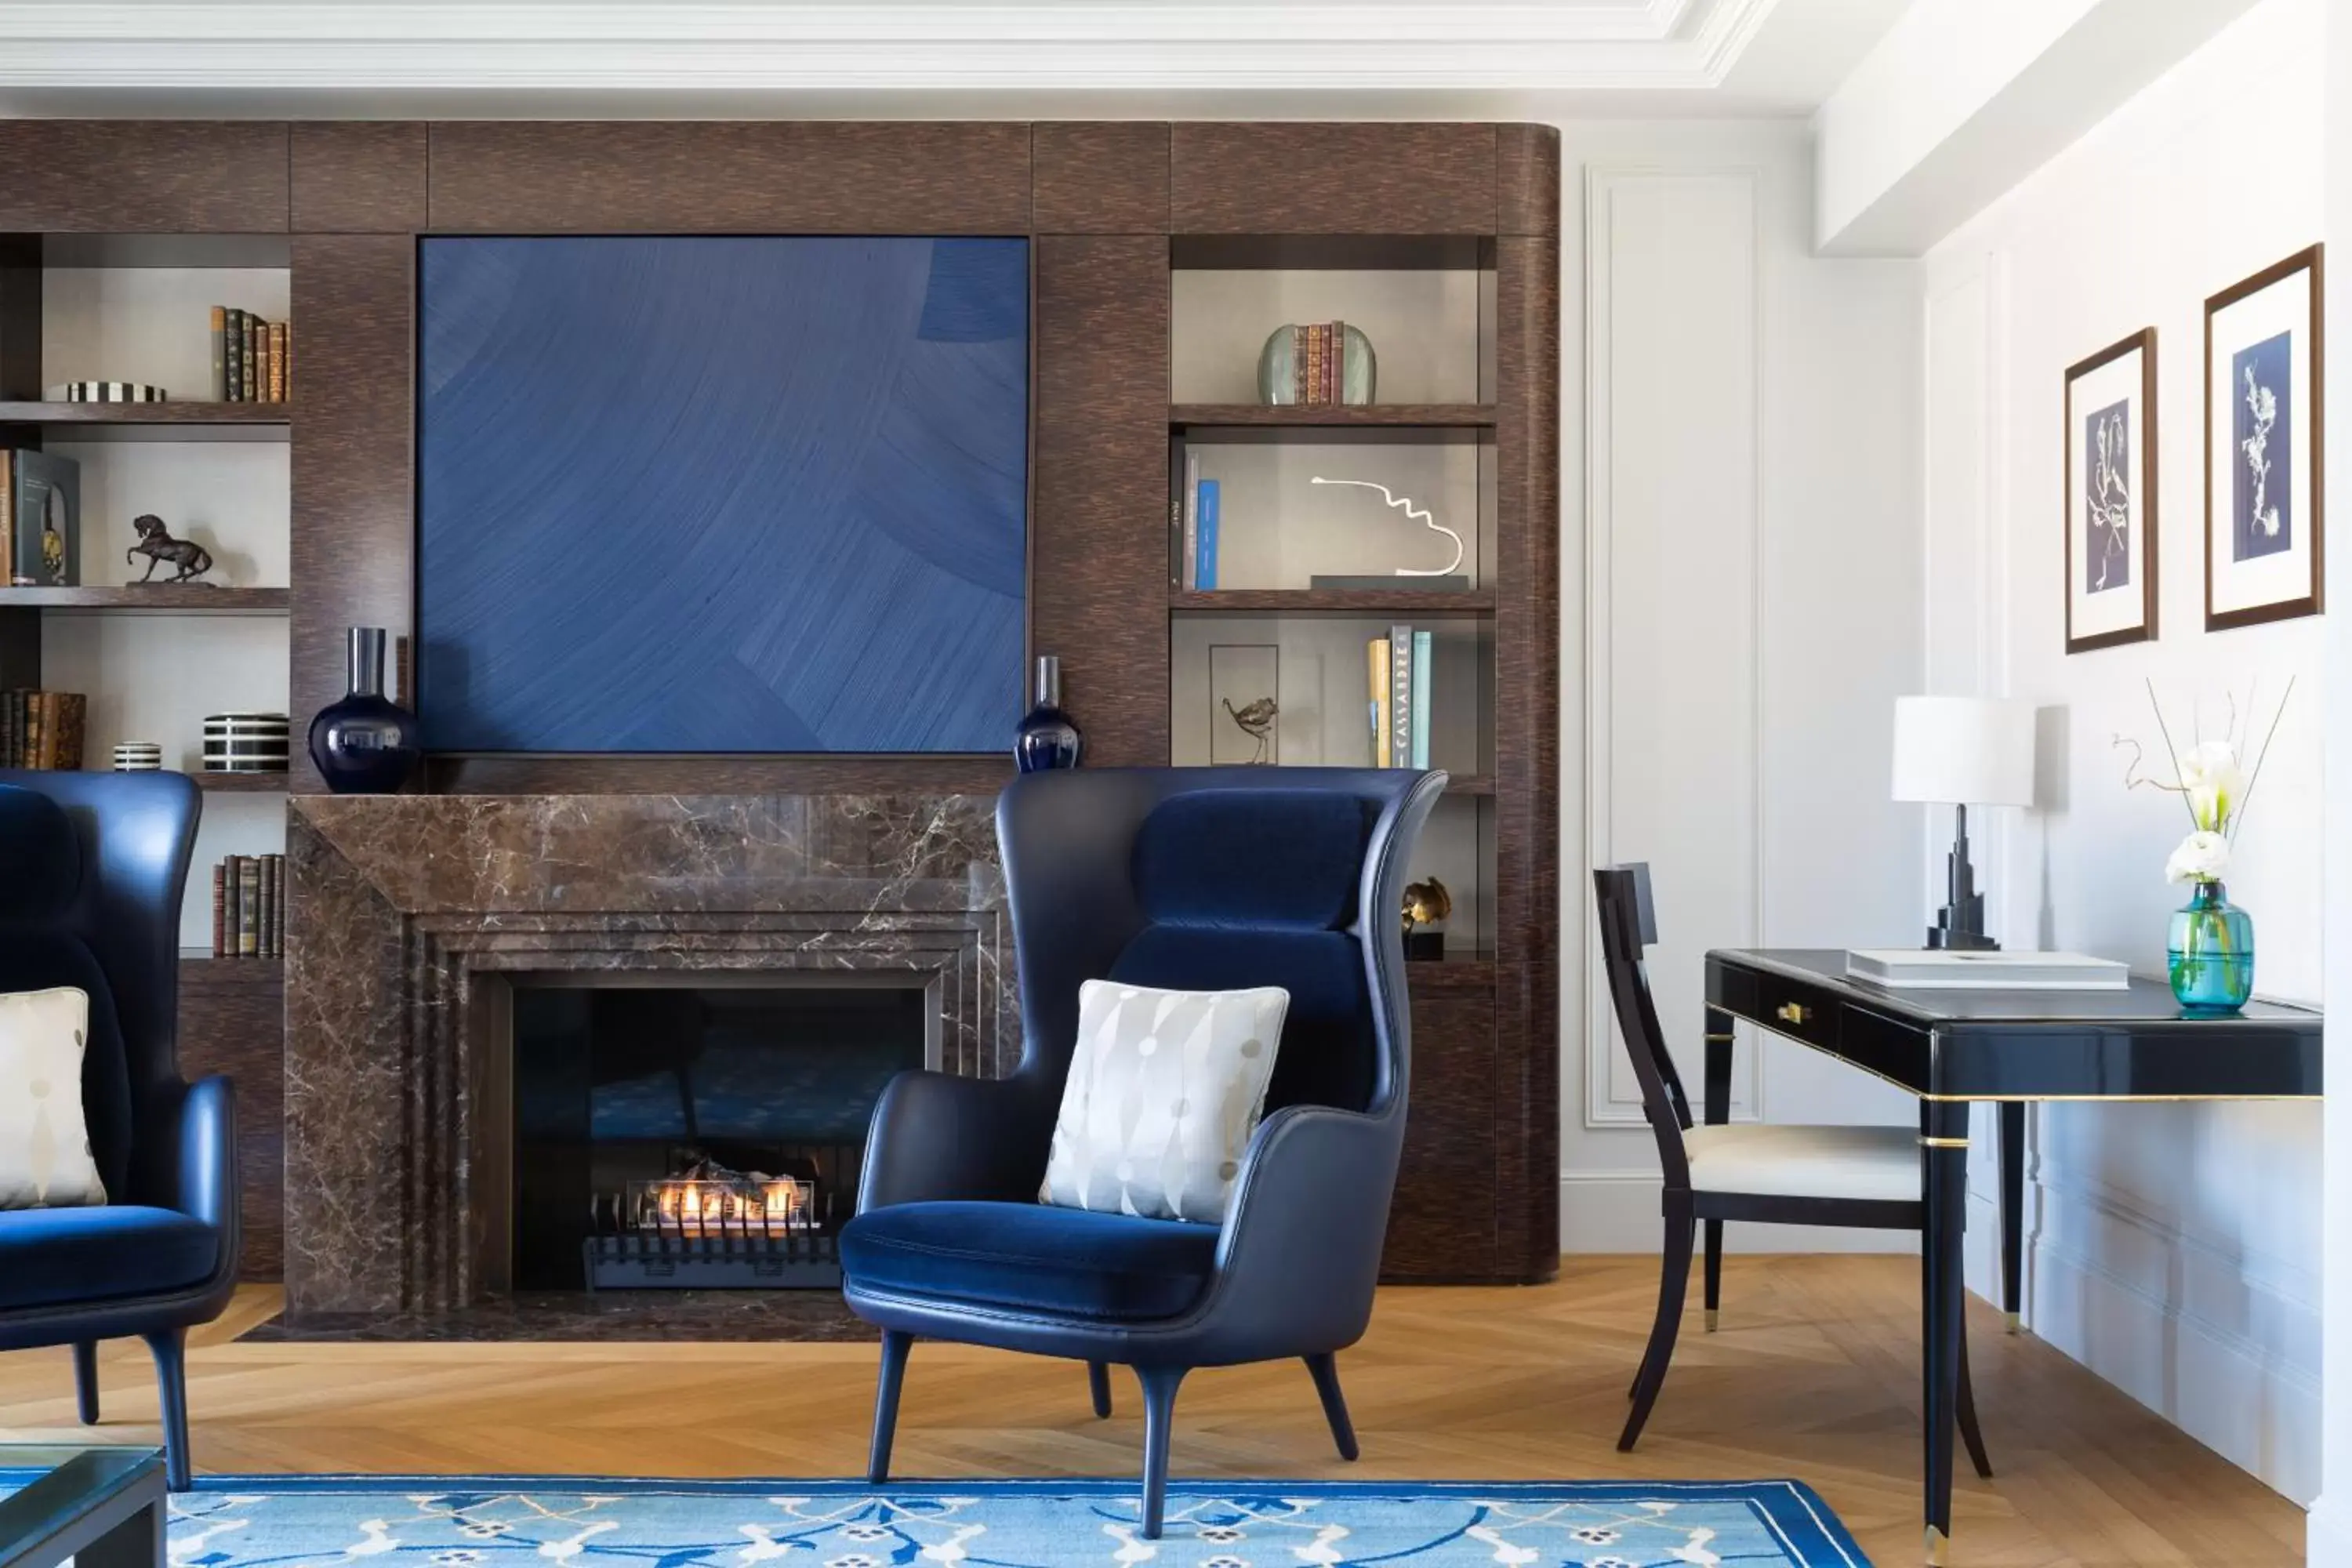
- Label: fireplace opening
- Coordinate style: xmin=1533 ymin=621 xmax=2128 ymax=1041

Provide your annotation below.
xmin=510 ymin=978 xmax=930 ymax=1293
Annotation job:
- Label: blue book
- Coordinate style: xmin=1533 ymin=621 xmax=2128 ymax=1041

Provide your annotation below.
xmin=1195 ymin=480 xmax=1220 ymax=590
xmin=1411 ymin=629 xmax=1432 ymax=768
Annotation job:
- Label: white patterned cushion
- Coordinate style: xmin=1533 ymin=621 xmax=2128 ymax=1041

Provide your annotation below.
xmin=1040 ymin=980 xmax=1290 ymax=1224
xmin=0 ymin=988 xmax=107 ymax=1209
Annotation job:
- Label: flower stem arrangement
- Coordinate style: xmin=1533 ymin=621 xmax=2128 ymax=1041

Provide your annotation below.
xmin=2120 ymin=677 xmax=2292 ymax=1013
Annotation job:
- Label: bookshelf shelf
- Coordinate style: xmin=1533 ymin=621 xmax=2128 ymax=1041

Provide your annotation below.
xmin=0 ymin=586 xmax=289 ymax=612
xmin=191 ymin=770 xmax=291 ymax=793
xmin=1171 ymin=404 xmax=1497 ymax=430
xmin=1171 ymin=587 xmax=1495 ymax=615
xmin=0 ymin=401 xmax=291 ymax=440
xmin=178 ymin=951 xmax=285 ymax=986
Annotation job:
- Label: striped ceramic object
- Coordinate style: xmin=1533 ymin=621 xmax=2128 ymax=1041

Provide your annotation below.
xmin=111 ymin=742 xmax=164 ymax=771
xmin=201 ymin=712 xmax=291 ymax=772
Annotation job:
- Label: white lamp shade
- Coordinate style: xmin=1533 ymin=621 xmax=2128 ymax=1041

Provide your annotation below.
xmin=1891 ymin=696 xmax=2035 ymax=806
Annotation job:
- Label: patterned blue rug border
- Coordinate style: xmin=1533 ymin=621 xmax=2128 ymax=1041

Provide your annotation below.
xmin=154 ymin=1475 xmax=1871 ymax=1568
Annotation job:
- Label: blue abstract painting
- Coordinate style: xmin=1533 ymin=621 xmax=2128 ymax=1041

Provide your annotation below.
xmin=417 ymin=236 xmax=1029 ymax=753
xmin=2232 ymin=328 xmax=2292 ymax=561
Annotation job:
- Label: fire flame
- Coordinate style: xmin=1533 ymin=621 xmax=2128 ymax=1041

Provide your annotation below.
xmin=641 ymin=1177 xmax=810 ymax=1235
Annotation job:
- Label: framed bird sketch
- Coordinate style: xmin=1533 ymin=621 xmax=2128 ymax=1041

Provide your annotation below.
xmin=1207 ymin=644 xmax=1280 ymax=765
xmin=2063 ymin=327 xmax=2158 ymax=654
xmin=2205 ymin=245 xmax=2324 ymax=630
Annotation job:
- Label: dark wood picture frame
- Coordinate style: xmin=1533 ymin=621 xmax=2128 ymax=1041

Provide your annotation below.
xmin=2063 ymin=326 xmax=2158 ymax=655
xmin=2205 ymin=244 xmax=2325 ymax=631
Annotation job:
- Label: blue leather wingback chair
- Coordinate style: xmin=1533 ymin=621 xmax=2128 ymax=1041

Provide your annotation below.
xmin=839 ymin=767 xmax=1443 ymax=1537
xmin=0 ymin=773 xmax=239 ymax=1490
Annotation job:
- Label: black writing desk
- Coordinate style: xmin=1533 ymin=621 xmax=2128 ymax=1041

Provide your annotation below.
xmin=1704 ymin=948 xmax=2321 ymax=1565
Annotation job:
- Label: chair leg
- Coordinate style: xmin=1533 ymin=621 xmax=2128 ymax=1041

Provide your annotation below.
xmin=866 ymin=1330 xmax=912 ymax=1484
xmin=1302 ymin=1353 xmax=1359 ymax=1461
xmin=1087 ymin=1360 xmax=1113 ymax=1419
xmin=1619 ymin=1211 xmax=1693 ymax=1453
xmin=1957 ymin=1318 xmax=1994 ymax=1479
xmin=142 ymin=1330 xmax=191 ymax=1491
xmin=72 ymin=1341 xmax=100 ymax=1425
xmin=1135 ymin=1366 xmax=1188 ymax=1540
xmin=1703 ymin=1219 xmax=1724 ymax=1332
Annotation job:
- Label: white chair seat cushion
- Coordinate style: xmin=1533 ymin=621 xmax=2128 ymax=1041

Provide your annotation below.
xmin=1683 ymin=1123 xmax=1920 ymax=1203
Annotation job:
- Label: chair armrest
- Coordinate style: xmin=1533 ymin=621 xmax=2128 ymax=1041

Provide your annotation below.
xmin=1202 ymin=1103 xmax=1402 ymax=1349
xmin=162 ymin=1075 xmax=239 ymax=1236
xmin=857 ymin=1069 xmax=1054 ymax=1213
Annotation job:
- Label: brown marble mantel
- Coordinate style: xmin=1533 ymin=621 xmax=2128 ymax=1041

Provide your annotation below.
xmin=283 ymin=793 xmax=1013 ymax=1321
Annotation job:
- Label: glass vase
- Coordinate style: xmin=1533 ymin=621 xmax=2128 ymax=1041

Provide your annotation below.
xmin=1013 ymin=654 xmax=1082 ymax=773
xmin=2167 ymin=880 xmax=2254 ymax=1015
xmin=307 ymin=626 xmax=421 ymax=795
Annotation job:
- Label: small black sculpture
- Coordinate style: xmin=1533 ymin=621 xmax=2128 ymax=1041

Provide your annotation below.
xmin=126 ymin=514 xmax=213 ymax=583
xmin=1221 ymin=695 xmax=1278 ymax=764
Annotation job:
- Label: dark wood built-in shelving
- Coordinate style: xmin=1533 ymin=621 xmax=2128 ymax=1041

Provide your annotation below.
xmin=1170 ymin=403 xmax=1497 ymax=429
xmin=191 ymin=771 xmax=292 ymax=793
xmin=1171 ymin=587 xmax=1495 ymax=614
xmin=0 ymin=401 xmax=290 ymax=429
xmin=0 ymin=586 xmax=289 ymax=612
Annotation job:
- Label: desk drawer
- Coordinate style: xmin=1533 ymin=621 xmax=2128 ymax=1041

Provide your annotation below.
xmin=1748 ymin=970 xmax=1839 ymax=1053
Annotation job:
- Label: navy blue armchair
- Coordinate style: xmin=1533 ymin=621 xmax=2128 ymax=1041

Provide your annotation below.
xmin=0 ymin=774 xmax=239 ymax=1490
xmin=840 ymin=768 xmax=1443 ymax=1536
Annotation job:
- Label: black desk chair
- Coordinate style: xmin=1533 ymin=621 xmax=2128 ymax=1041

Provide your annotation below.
xmin=1593 ymin=862 xmax=1991 ymax=1474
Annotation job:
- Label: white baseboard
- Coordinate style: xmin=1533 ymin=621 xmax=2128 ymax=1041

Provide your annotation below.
xmin=2304 ymin=1497 xmax=2352 ymax=1561
xmin=1559 ymin=1171 xmax=1917 ymax=1255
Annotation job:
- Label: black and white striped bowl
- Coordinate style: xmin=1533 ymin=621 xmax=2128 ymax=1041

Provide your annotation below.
xmin=201 ymin=712 xmax=291 ymax=772
xmin=112 ymin=742 xmax=163 ymax=771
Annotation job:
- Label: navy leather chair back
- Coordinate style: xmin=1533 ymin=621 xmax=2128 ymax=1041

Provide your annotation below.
xmin=0 ymin=774 xmax=200 ymax=1207
xmin=1108 ymin=789 xmax=1381 ymax=1115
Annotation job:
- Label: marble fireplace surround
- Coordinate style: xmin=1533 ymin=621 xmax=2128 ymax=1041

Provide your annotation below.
xmin=284 ymin=793 xmax=1013 ymax=1322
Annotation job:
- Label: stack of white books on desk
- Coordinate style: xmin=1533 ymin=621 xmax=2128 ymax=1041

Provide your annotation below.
xmin=1844 ymin=949 xmax=2129 ymax=989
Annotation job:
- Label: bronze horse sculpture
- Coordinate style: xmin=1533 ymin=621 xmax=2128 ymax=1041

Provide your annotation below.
xmin=126 ymin=514 xmax=213 ymax=583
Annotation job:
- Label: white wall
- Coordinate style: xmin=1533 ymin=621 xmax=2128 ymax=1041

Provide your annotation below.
xmin=1921 ymin=0 xmax=2326 ymax=1500
xmin=1558 ymin=118 xmax=1926 ymax=1251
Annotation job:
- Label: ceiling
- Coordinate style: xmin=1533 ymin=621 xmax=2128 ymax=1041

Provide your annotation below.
xmin=0 ymin=0 xmax=1915 ymax=118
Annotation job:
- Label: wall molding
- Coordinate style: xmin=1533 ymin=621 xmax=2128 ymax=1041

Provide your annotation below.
xmin=0 ymin=0 xmax=1782 ymax=93
xmin=1581 ymin=163 xmax=1765 ymax=1131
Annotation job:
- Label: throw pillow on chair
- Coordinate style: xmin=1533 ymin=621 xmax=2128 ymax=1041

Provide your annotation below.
xmin=0 ymin=986 xmax=106 ymax=1209
xmin=1040 ymin=981 xmax=1289 ymax=1224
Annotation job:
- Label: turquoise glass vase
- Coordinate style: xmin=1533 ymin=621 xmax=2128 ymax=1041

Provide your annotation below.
xmin=2167 ymin=880 xmax=2254 ymax=1014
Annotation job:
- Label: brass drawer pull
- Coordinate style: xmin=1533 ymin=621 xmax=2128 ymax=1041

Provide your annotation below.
xmin=1775 ymin=1001 xmax=1810 ymax=1025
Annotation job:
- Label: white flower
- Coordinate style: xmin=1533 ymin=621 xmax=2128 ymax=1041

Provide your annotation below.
xmin=2175 ymin=742 xmax=2246 ymax=833
xmin=2166 ymin=830 xmax=2230 ymax=885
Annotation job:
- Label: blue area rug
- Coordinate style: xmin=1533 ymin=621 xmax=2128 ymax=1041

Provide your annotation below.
xmin=154 ymin=1478 xmax=1871 ymax=1568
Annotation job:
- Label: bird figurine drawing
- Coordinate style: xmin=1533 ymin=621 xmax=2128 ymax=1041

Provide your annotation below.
xmin=1221 ymin=696 xmax=1278 ymax=764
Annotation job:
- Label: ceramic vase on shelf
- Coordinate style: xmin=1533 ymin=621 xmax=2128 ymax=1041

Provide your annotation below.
xmin=2167 ymin=880 xmax=2254 ymax=1014
xmin=1013 ymin=654 xmax=1082 ymax=773
xmin=307 ymin=626 xmax=420 ymax=794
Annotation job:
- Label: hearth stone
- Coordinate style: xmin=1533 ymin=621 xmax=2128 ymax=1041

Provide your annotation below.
xmin=285 ymin=793 xmax=1014 ymax=1328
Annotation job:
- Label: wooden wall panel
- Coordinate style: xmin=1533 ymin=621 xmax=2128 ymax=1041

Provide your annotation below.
xmin=1033 ymin=123 xmax=1169 ymax=234
xmin=1030 ymin=237 xmax=1170 ymax=766
xmin=293 ymin=123 xmax=428 ymax=233
xmin=180 ymin=960 xmax=286 ymax=1280
xmin=290 ymin=236 xmax=414 ymax=793
xmin=1494 ymin=234 xmax=1561 ymax=1279
xmin=1497 ymin=124 xmax=1561 ymax=238
xmin=1171 ymin=124 xmax=1496 ymax=235
xmin=427 ymin=122 xmax=1033 ymax=234
xmin=0 ymin=123 xmax=288 ymax=233
xmin=1385 ymin=983 xmax=1497 ymax=1279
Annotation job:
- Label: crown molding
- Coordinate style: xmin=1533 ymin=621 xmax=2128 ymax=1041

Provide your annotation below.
xmin=0 ymin=0 xmax=1784 ymax=94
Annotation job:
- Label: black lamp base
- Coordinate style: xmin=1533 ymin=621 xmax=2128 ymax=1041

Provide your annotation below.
xmin=1925 ymin=804 xmax=2000 ymax=952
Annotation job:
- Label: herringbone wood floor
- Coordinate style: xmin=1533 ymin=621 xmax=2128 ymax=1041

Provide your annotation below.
xmin=0 ymin=1258 xmax=2303 ymax=1566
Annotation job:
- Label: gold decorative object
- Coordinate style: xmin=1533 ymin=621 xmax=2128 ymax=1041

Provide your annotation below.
xmin=1402 ymin=877 xmax=1452 ymax=931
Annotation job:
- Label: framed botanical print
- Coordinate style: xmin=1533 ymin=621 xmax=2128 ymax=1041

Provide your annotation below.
xmin=2064 ymin=328 xmax=2158 ymax=653
xmin=2205 ymin=245 xmax=2325 ymax=630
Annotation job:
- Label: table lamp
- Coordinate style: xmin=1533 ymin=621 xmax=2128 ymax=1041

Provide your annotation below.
xmin=1892 ymin=695 xmax=2035 ymax=950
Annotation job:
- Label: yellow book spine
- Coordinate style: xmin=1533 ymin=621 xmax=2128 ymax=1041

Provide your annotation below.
xmin=1368 ymin=637 xmax=1392 ymax=768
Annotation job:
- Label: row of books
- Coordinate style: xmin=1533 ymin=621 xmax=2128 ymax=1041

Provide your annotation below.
xmin=209 ymin=308 xmax=291 ymax=403
xmin=2 ymin=691 xmax=88 ymax=770
xmin=1172 ymin=452 xmax=1223 ymax=590
xmin=0 ymin=448 xmax=83 ymax=587
xmin=1284 ymin=321 xmax=1359 ymax=407
xmin=1367 ymin=626 xmax=1433 ymax=770
xmin=210 ymin=854 xmax=287 ymax=958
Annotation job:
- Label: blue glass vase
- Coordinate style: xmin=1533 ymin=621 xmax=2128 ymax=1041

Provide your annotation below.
xmin=1014 ymin=655 xmax=1082 ymax=773
xmin=2168 ymin=880 xmax=2254 ymax=1014
xmin=307 ymin=626 xmax=420 ymax=795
